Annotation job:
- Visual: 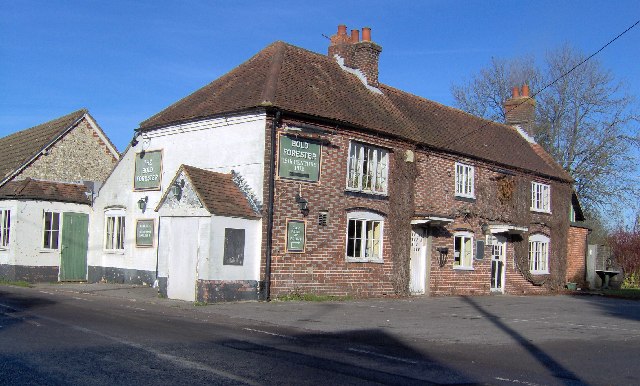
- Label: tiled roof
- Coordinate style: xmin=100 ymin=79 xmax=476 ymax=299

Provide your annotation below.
xmin=139 ymin=42 xmax=569 ymax=181
xmin=182 ymin=165 xmax=261 ymax=219
xmin=0 ymin=109 xmax=87 ymax=184
xmin=0 ymin=178 xmax=90 ymax=204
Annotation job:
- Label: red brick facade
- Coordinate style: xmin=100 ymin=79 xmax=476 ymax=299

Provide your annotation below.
xmin=261 ymin=113 xmax=574 ymax=298
xmin=566 ymin=226 xmax=589 ymax=286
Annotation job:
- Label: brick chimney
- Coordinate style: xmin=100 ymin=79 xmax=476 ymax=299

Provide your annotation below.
xmin=504 ymin=83 xmax=536 ymax=135
xmin=328 ymin=24 xmax=382 ymax=87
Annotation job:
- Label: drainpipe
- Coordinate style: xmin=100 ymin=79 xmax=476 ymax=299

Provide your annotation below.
xmin=264 ymin=109 xmax=281 ymax=301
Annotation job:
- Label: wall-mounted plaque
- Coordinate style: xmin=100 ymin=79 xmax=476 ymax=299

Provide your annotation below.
xmin=135 ymin=219 xmax=154 ymax=247
xmin=223 ymin=228 xmax=245 ymax=266
xmin=286 ymin=220 xmax=306 ymax=253
xmin=134 ymin=150 xmax=162 ymax=190
xmin=278 ymin=135 xmax=321 ymax=182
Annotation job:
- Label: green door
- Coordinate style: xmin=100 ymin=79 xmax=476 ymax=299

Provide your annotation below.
xmin=60 ymin=212 xmax=89 ymax=281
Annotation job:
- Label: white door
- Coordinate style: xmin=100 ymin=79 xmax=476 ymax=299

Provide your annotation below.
xmin=409 ymin=227 xmax=426 ymax=294
xmin=490 ymin=235 xmax=507 ymax=293
xmin=163 ymin=217 xmax=199 ymax=301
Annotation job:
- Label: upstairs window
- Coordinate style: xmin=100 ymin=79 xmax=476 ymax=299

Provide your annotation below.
xmin=105 ymin=210 xmax=126 ymax=251
xmin=346 ymin=142 xmax=388 ymax=194
xmin=453 ymin=232 xmax=474 ymax=269
xmin=346 ymin=212 xmax=384 ymax=263
xmin=455 ymin=163 xmax=474 ymax=198
xmin=529 ymin=234 xmax=550 ymax=274
xmin=0 ymin=209 xmax=10 ymax=248
xmin=531 ymin=182 xmax=551 ymax=213
xmin=43 ymin=211 xmax=60 ymax=250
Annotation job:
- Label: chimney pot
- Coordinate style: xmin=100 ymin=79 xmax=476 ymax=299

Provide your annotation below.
xmin=338 ymin=24 xmax=347 ymax=35
xmin=350 ymin=29 xmax=359 ymax=43
xmin=362 ymin=27 xmax=371 ymax=42
xmin=521 ymin=84 xmax=530 ymax=97
xmin=512 ymin=86 xmax=520 ymax=98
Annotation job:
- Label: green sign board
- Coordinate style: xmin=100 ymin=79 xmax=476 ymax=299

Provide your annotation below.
xmin=278 ymin=136 xmax=321 ymax=182
xmin=135 ymin=219 xmax=154 ymax=247
xmin=134 ymin=151 xmax=162 ymax=190
xmin=286 ymin=220 xmax=305 ymax=253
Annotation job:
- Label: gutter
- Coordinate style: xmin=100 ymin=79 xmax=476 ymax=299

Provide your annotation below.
xmin=263 ymin=109 xmax=281 ymax=301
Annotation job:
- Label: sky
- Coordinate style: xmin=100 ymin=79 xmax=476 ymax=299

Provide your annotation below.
xmin=1 ymin=0 xmax=639 ymax=154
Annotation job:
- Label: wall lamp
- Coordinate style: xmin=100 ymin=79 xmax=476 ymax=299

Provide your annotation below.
xmin=436 ymin=247 xmax=449 ymax=268
xmin=295 ymin=194 xmax=309 ymax=217
xmin=137 ymin=196 xmax=148 ymax=212
xmin=130 ymin=133 xmax=139 ymax=147
xmin=172 ymin=179 xmax=185 ymax=201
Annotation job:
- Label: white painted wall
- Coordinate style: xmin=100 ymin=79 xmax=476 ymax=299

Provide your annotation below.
xmin=203 ymin=216 xmax=261 ymax=281
xmin=88 ymin=112 xmax=267 ymax=275
xmin=0 ymin=199 xmax=89 ymax=269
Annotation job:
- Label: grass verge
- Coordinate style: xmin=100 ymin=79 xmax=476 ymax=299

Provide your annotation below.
xmin=602 ymin=288 xmax=640 ymax=300
xmin=0 ymin=279 xmax=32 ymax=288
xmin=276 ymin=292 xmax=352 ymax=302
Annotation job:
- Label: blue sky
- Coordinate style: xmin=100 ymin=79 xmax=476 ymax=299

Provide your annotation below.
xmin=1 ymin=0 xmax=638 ymax=153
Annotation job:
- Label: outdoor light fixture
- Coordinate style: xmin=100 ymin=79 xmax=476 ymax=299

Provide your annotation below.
xmin=295 ymin=194 xmax=309 ymax=217
xmin=436 ymin=247 xmax=449 ymax=268
xmin=172 ymin=179 xmax=185 ymax=201
xmin=130 ymin=133 xmax=139 ymax=147
xmin=137 ymin=196 xmax=148 ymax=212
xmin=481 ymin=222 xmax=490 ymax=235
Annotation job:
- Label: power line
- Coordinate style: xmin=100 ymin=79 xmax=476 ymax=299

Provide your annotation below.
xmin=451 ymin=18 xmax=640 ymax=148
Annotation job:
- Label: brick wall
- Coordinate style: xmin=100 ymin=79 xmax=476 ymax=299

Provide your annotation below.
xmin=16 ymin=117 xmax=118 ymax=183
xmin=566 ymin=226 xmax=588 ymax=285
xmin=261 ymin=112 xmax=573 ymax=298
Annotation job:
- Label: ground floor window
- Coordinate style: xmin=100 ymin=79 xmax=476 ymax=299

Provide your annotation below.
xmin=0 ymin=209 xmax=10 ymax=248
xmin=346 ymin=211 xmax=384 ymax=262
xmin=529 ymin=234 xmax=550 ymax=274
xmin=453 ymin=232 xmax=474 ymax=269
xmin=43 ymin=211 xmax=60 ymax=249
xmin=105 ymin=210 xmax=126 ymax=251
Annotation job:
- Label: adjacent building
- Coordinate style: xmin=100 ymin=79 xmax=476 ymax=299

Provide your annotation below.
xmin=0 ymin=109 xmax=119 ymax=282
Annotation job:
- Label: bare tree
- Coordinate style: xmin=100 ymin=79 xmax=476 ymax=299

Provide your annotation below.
xmin=451 ymin=45 xmax=639 ymax=219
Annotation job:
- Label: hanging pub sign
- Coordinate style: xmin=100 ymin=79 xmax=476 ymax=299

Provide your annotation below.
xmin=278 ymin=135 xmax=321 ymax=182
xmin=134 ymin=150 xmax=162 ymax=190
xmin=286 ymin=220 xmax=306 ymax=253
xmin=135 ymin=219 xmax=155 ymax=247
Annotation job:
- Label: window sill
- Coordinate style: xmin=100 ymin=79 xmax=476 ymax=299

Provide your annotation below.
xmin=530 ymin=270 xmax=549 ymax=275
xmin=453 ymin=266 xmax=474 ymax=271
xmin=345 ymin=187 xmax=388 ymax=197
xmin=530 ymin=208 xmax=551 ymax=214
xmin=346 ymin=258 xmax=384 ymax=264
xmin=454 ymin=195 xmax=476 ymax=203
xmin=39 ymin=249 xmax=59 ymax=253
xmin=104 ymin=250 xmax=125 ymax=255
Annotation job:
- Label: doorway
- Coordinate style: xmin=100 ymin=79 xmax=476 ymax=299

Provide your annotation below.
xmin=409 ymin=226 xmax=426 ymax=294
xmin=60 ymin=212 xmax=89 ymax=281
xmin=490 ymin=235 xmax=507 ymax=293
xmin=160 ymin=217 xmax=199 ymax=301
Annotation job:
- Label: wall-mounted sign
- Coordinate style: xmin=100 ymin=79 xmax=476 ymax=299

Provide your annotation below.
xmin=134 ymin=150 xmax=162 ymax=190
xmin=223 ymin=228 xmax=245 ymax=266
xmin=278 ymin=135 xmax=321 ymax=182
xmin=286 ymin=220 xmax=306 ymax=253
xmin=135 ymin=219 xmax=154 ymax=247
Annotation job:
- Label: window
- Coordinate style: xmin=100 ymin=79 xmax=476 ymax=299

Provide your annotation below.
xmin=0 ymin=209 xmax=10 ymax=248
xmin=531 ymin=182 xmax=551 ymax=212
xmin=43 ymin=211 xmax=60 ymax=249
xmin=105 ymin=210 xmax=126 ymax=251
xmin=223 ymin=228 xmax=245 ymax=266
xmin=455 ymin=163 xmax=474 ymax=198
xmin=346 ymin=211 xmax=384 ymax=262
xmin=453 ymin=232 xmax=473 ymax=269
xmin=529 ymin=234 xmax=550 ymax=274
xmin=346 ymin=142 xmax=388 ymax=194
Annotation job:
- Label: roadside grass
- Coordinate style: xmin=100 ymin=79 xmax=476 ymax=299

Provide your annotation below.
xmin=0 ymin=279 xmax=32 ymax=288
xmin=276 ymin=292 xmax=352 ymax=302
xmin=602 ymin=288 xmax=640 ymax=300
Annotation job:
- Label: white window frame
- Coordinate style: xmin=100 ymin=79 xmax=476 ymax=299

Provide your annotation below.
xmin=346 ymin=211 xmax=384 ymax=263
xmin=531 ymin=181 xmax=551 ymax=213
xmin=104 ymin=209 xmax=126 ymax=252
xmin=529 ymin=234 xmax=550 ymax=274
xmin=346 ymin=141 xmax=389 ymax=195
xmin=455 ymin=162 xmax=475 ymax=198
xmin=0 ymin=209 xmax=10 ymax=248
xmin=453 ymin=231 xmax=474 ymax=270
xmin=42 ymin=211 xmax=60 ymax=250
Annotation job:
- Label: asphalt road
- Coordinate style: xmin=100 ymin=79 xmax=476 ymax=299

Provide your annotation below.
xmin=1 ymin=284 xmax=638 ymax=385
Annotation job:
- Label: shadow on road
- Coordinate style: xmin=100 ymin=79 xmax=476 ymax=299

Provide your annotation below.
xmin=461 ymin=296 xmax=584 ymax=385
xmin=0 ymin=288 xmax=57 ymax=331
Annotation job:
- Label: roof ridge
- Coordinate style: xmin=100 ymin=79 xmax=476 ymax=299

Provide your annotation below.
xmin=260 ymin=41 xmax=287 ymax=105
